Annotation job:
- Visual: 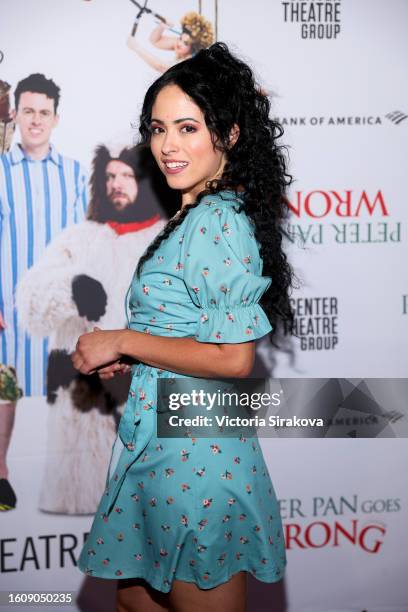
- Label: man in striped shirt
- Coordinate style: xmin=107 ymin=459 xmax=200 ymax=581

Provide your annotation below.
xmin=0 ymin=73 xmax=88 ymax=509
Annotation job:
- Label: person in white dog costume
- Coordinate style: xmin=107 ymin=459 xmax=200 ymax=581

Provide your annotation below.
xmin=16 ymin=143 xmax=167 ymax=514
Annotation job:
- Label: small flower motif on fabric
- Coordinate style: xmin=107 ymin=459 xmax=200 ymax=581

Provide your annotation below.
xmin=175 ymin=262 xmax=184 ymax=271
xmin=213 ymin=234 xmax=221 ymax=245
xmin=142 ymin=284 xmax=149 ymax=295
xmin=243 ymin=255 xmax=252 ymax=265
xmin=225 ymin=531 xmax=232 ymax=541
xmin=116 ymin=533 xmax=124 ymax=542
xmin=214 ymin=208 xmax=222 ymax=216
xmin=200 ymin=313 xmax=208 ymax=323
xmin=210 ymin=444 xmax=222 ymax=454
xmin=181 ymin=514 xmax=189 ymax=527
xmin=134 ymin=553 xmax=143 ymax=560
xmin=227 ymin=498 xmax=236 ymax=506
xmin=157 ymin=255 xmax=164 ymax=263
xmin=241 ymin=296 xmax=249 ymax=305
xmin=96 ymin=538 xmax=104 ymax=545
xmin=202 ymin=498 xmax=213 ymax=508
xmin=234 ymin=456 xmax=241 ymax=464
xmin=178 ymin=234 xmax=184 ymax=244
xmin=164 ymin=468 xmax=175 ymax=478
xmin=200 ymin=227 xmax=207 ymax=235
xmin=239 ymin=513 xmax=247 ymax=521
xmin=181 ymin=483 xmax=190 ymax=492
xmin=198 ymin=519 xmax=208 ymax=531
xmin=222 ymin=223 xmax=232 ymax=236
xmin=220 ymin=284 xmax=230 ymax=294
xmin=245 ymin=326 xmax=253 ymax=335
xmin=181 ymin=449 xmax=190 ymax=461
xmin=226 ymin=312 xmax=234 ymax=322
xmin=202 ymin=266 xmax=210 ymax=276
xmin=215 ymin=331 xmax=222 ymax=340
xmin=246 ymin=484 xmax=252 ymax=494
xmin=197 ymin=544 xmax=207 ymax=553
xmin=102 ymin=558 xmax=110 ymax=565
xmin=161 ymin=524 xmax=171 ymax=532
xmin=221 ymin=470 xmax=233 ymax=480
xmin=149 ymin=316 xmax=156 ymax=324
xmin=223 ymin=514 xmax=231 ymax=522
xmin=143 ymin=327 xmax=151 ymax=334
xmin=166 ymin=324 xmax=174 ymax=331
xmin=196 ymin=467 xmax=206 ymax=477
xmin=240 ymin=536 xmax=249 ymax=544
xmin=166 ymin=496 xmax=174 ymax=504
xmin=163 ymin=278 xmax=172 ymax=286
xmin=253 ymin=314 xmax=260 ymax=326
xmin=158 ymin=303 xmax=166 ymax=311
xmin=223 ymin=257 xmax=232 ymax=266
xmin=192 ymin=286 xmax=200 ymax=294
xmin=115 ymin=570 xmax=123 ymax=576
xmin=217 ymin=552 xmax=227 ymax=565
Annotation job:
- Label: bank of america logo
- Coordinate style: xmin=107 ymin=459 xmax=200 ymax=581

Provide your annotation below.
xmin=385 ymin=110 xmax=408 ymax=124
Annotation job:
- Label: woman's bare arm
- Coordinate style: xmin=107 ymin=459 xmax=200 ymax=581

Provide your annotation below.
xmin=149 ymin=22 xmax=177 ymax=50
xmin=127 ymin=36 xmax=170 ymax=73
xmin=72 ymin=328 xmax=255 ymax=379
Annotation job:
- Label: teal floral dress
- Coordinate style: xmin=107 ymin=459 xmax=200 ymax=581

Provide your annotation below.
xmin=77 ymin=191 xmax=287 ymax=592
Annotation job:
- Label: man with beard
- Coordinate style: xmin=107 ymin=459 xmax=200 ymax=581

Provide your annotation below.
xmin=15 ymin=144 xmax=167 ymax=514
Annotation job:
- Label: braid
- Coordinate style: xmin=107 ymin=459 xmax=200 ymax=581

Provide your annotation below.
xmin=136 ymin=200 xmax=201 ymax=278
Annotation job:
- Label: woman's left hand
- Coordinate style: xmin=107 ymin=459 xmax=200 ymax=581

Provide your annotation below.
xmin=71 ymin=327 xmax=123 ymax=375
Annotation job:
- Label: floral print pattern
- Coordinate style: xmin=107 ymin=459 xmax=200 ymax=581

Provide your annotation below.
xmin=77 ymin=191 xmax=286 ymax=592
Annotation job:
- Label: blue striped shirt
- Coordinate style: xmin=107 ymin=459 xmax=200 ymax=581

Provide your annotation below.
xmin=0 ymin=143 xmax=88 ymax=396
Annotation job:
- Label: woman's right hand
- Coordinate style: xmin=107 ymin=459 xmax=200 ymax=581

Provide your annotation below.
xmin=97 ymin=361 xmax=132 ymax=380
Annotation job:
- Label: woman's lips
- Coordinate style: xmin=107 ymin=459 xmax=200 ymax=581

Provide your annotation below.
xmin=163 ymin=161 xmax=189 ymax=175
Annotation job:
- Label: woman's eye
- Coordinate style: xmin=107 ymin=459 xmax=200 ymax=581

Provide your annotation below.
xmin=150 ymin=126 xmax=163 ymax=135
xmin=181 ymin=125 xmax=196 ymax=133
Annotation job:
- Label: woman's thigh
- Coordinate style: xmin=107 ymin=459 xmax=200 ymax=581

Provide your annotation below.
xmin=115 ymin=572 xmax=247 ymax=612
xmin=116 ymin=578 xmax=171 ymax=612
xmin=168 ymin=571 xmax=247 ymax=612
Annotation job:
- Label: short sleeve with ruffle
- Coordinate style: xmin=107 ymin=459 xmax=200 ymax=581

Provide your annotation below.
xmin=181 ymin=193 xmax=272 ymax=343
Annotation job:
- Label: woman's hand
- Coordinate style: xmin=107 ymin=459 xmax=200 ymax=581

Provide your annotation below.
xmin=71 ymin=327 xmax=124 ymax=375
xmin=97 ymin=361 xmax=132 ymax=380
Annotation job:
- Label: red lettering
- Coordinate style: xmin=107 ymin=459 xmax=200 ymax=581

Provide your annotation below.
xmin=354 ymin=190 xmax=388 ymax=216
xmin=359 ymin=524 xmax=385 ymax=553
xmin=284 ymin=523 xmax=306 ymax=549
xmin=304 ymin=521 xmax=331 ymax=548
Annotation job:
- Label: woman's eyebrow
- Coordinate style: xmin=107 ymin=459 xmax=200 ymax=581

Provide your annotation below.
xmin=150 ymin=117 xmax=201 ymax=124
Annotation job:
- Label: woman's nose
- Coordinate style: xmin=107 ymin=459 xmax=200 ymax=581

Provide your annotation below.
xmin=161 ymin=131 xmax=179 ymax=155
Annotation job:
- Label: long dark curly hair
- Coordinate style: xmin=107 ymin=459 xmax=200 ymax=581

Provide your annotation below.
xmin=136 ymin=42 xmax=295 ymax=342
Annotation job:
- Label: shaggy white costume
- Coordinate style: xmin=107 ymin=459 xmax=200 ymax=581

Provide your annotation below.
xmin=16 ymin=217 xmax=166 ymax=514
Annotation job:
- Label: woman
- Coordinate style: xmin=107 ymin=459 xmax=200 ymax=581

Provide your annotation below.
xmin=127 ymin=12 xmax=214 ymax=73
xmin=73 ymin=42 xmax=294 ymax=612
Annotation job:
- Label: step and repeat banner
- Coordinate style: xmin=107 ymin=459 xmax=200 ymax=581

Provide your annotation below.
xmin=1 ymin=1 xmax=407 ymax=611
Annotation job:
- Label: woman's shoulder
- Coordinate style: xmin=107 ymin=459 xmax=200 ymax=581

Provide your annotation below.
xmin=182 ymin=190 xmax=260 ymax=255
xmin=186 ymin=190 xmax=246 ymax=223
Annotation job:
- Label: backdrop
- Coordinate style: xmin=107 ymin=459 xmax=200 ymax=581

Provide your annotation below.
xmin=1 ymin=1 xmax=407 ymax=611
